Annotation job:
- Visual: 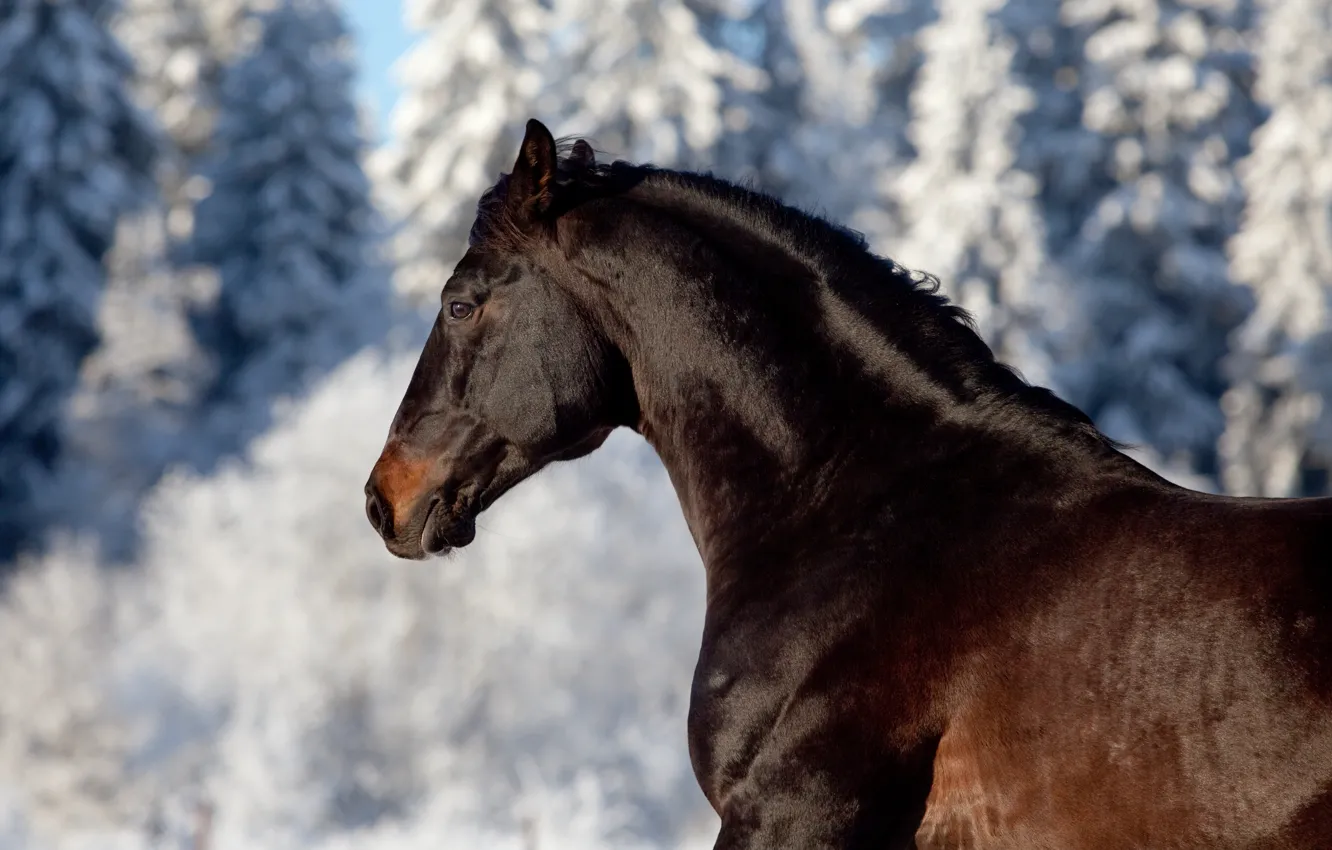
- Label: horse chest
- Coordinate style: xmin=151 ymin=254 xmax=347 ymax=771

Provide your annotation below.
xmin=686 ymin=645 xmax=801 ymax=807
xmin=685 ymin=617 xmax=835 ymax=808
xmin=684 ymin=577 xmax=909 ymax=816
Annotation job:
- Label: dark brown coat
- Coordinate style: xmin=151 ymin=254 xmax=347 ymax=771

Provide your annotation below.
xmin=366 ymin=119 xmax=1332 ymax=849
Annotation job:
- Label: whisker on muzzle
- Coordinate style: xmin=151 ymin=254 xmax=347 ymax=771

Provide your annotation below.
xmin=472 ymin=517 xmax=530 ymax=543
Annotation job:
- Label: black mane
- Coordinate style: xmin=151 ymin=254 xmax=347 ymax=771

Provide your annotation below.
xmin=472 ymin=145 xmax=1120 ymax=451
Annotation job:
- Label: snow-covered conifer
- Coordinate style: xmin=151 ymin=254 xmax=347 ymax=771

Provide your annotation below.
xmin=0 ymin=0 xmax=160 ymax=561
xmin=372 ymin=0 xmax=549 ymax=302
xmin=116 ymin=0 xmax=217 ymax=173
xmin=1220 ymin=0 xmax=1332 ymax=496
xmin=699 ymin=0 xmax=931 ymax=253
xmin=379 ymin=0 xmax=761 ymax=304
xmin=1006 ymin=0 xmax=1261 ymax=481
xmin=893 ymin=0 xmax=1064 ymax=386
xmin=180 ymin=0 xmax=387 ymax=416
xmin=92 ymin=0 xmax=219 ymax=410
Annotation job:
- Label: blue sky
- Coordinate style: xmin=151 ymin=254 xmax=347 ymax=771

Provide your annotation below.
xmin=343 ymin=0 xmax=409 ymax=133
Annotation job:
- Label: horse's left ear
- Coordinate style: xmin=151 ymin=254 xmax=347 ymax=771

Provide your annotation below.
xmin=508 ymin=118 xmax=558 ymax=220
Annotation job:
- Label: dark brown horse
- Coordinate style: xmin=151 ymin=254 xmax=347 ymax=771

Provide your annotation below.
xmin=365 ymin=119 xmax=1332 ymax=849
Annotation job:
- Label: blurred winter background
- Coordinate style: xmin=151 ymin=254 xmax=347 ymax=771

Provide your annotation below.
xmin=1 ymin=0 xmax=1331 ymax=846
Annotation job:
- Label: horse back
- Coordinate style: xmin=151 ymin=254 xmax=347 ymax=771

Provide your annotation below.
xmin=919 ymin=489 xmax=1332 ymax=849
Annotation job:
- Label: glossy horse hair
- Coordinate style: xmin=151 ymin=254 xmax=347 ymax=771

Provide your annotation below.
xmin=366 ymin=119 xmax=1332 ymax=849
xmin=475 ymin=139 xmax=1119 ymax=451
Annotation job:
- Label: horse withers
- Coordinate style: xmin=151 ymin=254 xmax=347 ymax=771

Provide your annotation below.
xmin=364 ymin=119 xmax=1332 ymax=849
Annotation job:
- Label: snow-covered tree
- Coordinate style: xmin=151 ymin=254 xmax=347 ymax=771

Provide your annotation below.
xmin=180 ymin=0 xmax=388 ymax=421
xmin=85 ymin=0 xmax=214 ymax=460
xmin=0 ymin=0 xmax=160 ymax=562
xmin=75 ymin=0 xmax=342 ymax=564
xmin=698 ymin=0 xmax=932 ymax=252
xmin=541 ymin=0 xmax=764 ymax=169
xmin=196 ymin=0 xmax=266 ymax=62
xmin=113 ymin=0 xmax=220 ymax=265
xmin=1219 ymin=0 xmax=1332 ymax=497
xmin=892 ymin=0 xmax=1066 ymax=388
xmin=116 ymin=0 xmax=217 ymax=176
xmin=85 ymin=0 xmax=219 ymax=419
xmin=379 ymin=0 xmax=763 ymax=304
xmin=1000 ymin=0 xmax=1261 ymax=482
xmin=373 ymin=0 xmax=549 ymax=302
xmin=113 ymin=0 xmax=254 ymax=232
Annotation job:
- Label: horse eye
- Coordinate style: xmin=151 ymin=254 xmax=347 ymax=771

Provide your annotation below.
xmin=447 ymin=301 xmax=474 ymax=320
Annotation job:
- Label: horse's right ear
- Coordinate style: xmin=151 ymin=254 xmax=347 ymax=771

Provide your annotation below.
xmin=569 ymin=139 xmax=596 ymax=169
xmin=507 ymin=118 xmax=558 ymax=221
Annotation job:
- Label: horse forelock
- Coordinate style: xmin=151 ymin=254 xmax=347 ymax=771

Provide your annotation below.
xmin=468 ymin=138 xmax=610 ymax=249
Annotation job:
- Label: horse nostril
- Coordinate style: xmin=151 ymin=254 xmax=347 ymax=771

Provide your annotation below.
xmin=365 ymin=485 xmax=392 ymax=538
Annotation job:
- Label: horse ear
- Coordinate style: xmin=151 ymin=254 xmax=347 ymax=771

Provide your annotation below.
xmin=570 ymin=139 xmax=596 ymax=169
xmin=508 ymin=118 xmax=558 ymax=220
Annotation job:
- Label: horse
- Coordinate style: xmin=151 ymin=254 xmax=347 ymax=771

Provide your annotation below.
xmin=364 ymin=119 xmax=1332 ymax=849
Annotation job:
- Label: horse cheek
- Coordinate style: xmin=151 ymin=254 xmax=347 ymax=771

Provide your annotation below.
xmin=484 ymin=349 xmax=559 ymax=448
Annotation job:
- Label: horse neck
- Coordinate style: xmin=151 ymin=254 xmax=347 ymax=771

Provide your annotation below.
xmin=566 ymin=198 xmax=1137 ymax=574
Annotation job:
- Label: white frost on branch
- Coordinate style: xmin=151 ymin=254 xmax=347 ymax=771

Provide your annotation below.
xmin=1220 ymin=0 xmax=1332 ymax=496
